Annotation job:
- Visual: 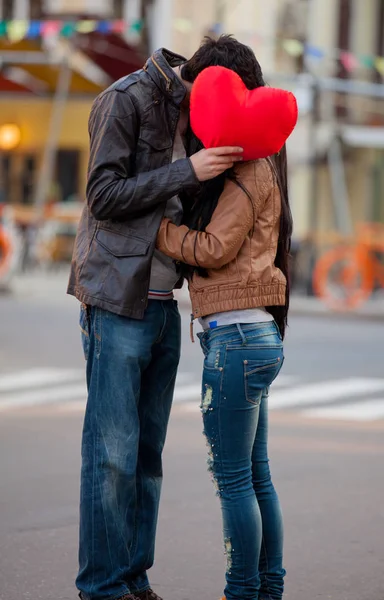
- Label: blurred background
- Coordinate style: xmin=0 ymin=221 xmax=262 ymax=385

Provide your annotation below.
xmin=0 ymin=2 xmax=383 ymax=600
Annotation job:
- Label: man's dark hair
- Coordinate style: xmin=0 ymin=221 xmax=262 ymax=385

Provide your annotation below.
xmin=180 ymin=34 xmax=265 ymax=89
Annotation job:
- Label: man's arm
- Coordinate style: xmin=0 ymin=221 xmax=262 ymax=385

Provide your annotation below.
xmin=86 ymin=90 xmax=201 ymax=221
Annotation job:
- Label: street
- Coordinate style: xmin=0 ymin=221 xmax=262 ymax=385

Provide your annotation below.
xmin=1 ymin=276 xmax=384 ymax=600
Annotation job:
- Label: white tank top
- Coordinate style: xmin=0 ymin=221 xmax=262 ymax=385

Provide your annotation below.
xmin=199 ymin=307 xmax=273 ymax=331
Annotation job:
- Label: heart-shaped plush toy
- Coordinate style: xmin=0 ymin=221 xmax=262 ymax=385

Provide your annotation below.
xmin=190 ymin=66 xmax=298 ymax=161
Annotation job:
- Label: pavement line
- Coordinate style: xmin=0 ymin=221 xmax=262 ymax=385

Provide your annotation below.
xmin=0 ymin=383 xmax=87 ymax=410
xmin=0 ymin=368 xmax=83 ymax=393
xmin=173 ymin=384 xmax=202 ymax=402
xmin=271 ymin=375 xmax=299 ymax=388
xmin=172 ymin=375 xmax=297 ymax=402
xmin=269 ymin=378 xmax=384 ymax=410
xmin=302 ymin=399 xmax=384 ymax=422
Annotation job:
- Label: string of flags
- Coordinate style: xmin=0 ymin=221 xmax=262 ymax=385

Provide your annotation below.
xmin=0 ymin=19 xmax=143 ymax=43
xmin=280 ymin=37 xmax=384 ymax=76
xmin=174 ymin=18 xmax=384 ymax=77
xmin=0 ymin=19 xmax=383 ymax=77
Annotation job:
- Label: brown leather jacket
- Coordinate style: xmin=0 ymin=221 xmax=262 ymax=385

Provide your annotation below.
xmin=157 ymin=159 xmax=287 ymax=319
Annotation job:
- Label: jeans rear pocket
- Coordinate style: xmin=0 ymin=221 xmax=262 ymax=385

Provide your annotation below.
xmin=244 ymin=355 xmax=284 ymax=405
xmin=79 ymin=304 xmax=90 ymax=361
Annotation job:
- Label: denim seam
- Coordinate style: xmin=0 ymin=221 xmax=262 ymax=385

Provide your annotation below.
xmin=90 ymin=340 xmax=100 ymax=593
xmin=154 ymin=302 xmax=167 ymax=344
xmin=219 ymin=346 xmax=248 ymax=591
xmin=139 ymin=355 xmax=178 ymax=575
xmin=130 ymin=460 xmax=144 ymax=578
xmin=261 ymin=536 xmax=273 ymax=600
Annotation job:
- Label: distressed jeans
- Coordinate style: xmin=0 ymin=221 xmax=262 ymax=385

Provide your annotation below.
xmin=198 ymin=322 xmax=286 ymax=600
xmin=77 ymin=301 xmax=181 ymax=600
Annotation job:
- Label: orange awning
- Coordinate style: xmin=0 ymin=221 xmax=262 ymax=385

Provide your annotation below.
xmin=0 ymin=38 xmax=103 ymax=95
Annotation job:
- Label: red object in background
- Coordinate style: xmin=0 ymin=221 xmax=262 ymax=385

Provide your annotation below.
xmin=190 ymin=66 xmax=298 ymax=161
xmin=0 ymin=74 xmax=31 ymax=93
xmin=74 ymin=32 xmax=145 ymax=82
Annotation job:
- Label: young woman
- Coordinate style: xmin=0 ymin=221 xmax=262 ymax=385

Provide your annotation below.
xmin=157 ymin=37 xmax=293 ymax=600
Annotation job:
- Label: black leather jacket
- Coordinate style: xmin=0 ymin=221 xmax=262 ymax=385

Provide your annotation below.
xmin=67 ymin=48 xmax=202 ymax=318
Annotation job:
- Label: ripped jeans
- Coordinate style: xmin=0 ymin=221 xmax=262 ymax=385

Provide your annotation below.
xmin=198 ymin=322 xmax=286 ymax=600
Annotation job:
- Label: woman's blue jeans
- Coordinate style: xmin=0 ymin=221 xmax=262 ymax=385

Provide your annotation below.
xmin=198 ymin=321 xmax=286 ymax=600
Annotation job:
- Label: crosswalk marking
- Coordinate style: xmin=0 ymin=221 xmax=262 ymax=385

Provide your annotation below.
xmin=174 ymin=384 xmax=201 ymax=402
xmin=0 ymin=383 xmax=87 ymax=411
xmin=302 ymin=399 xmax=384 ymax=422
xmin=0 ymin=367 xmax=383 ymax=422
xmin=269 ymin=378 xmax=384 ymax=410
xmin=0 ymin=368 xmax=83 ymax=393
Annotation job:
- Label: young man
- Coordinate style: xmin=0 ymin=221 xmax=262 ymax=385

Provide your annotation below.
xmin=68 ymin=40 xmax=243 ymax=600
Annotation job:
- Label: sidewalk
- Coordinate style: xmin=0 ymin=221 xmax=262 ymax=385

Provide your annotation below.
xmin=2 ymin=270 xmax=384 ymax=320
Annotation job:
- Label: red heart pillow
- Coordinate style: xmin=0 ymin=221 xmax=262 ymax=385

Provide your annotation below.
xmin=190 ymin=66 xmax=298 ymax=161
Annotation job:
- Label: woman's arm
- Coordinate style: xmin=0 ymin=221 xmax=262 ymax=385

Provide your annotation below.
xmin=157 ymin=160 xmax=273 ymax=269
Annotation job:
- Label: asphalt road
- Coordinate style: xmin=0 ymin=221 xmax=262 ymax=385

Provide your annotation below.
xmin=1 ymin=280 xmax=384 ymax=600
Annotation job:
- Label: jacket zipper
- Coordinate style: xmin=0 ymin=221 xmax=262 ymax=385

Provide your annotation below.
xmin=152 ymin=55 xmax=172 ymax=92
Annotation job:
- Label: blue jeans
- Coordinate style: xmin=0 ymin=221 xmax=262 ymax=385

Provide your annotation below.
xmin=77 ymin=300 xmax=181 ymax=600
xmin=198 ymin=322 xmax=286 ymax=600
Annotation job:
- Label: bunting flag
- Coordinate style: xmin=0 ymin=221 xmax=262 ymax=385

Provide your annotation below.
xmin=189 ymin=18 xmax=384 ymax=77
xmin=278 ymin=37 xmax=383 ymax=76
xmin=0 ymin=18 xmax=383 ymax=78
xmin=0 ymin=19 xmax=143 ymax=41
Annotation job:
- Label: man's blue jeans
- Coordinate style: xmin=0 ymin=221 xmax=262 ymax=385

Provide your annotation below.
xmin=198 ymin=322 xmax=286 ymax=600
xmin=77 ymin=300 xmax=181 ymax=600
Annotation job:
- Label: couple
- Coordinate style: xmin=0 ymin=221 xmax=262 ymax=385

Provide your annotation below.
xmin=68 ymin=35 xmax=292 ymax=600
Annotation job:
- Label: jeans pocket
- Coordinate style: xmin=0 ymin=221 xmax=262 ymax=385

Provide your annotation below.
xmin=79 ymin=303 xmax=90 ymax=361
xmin=244 ymin=355 xmax=284 ymax=405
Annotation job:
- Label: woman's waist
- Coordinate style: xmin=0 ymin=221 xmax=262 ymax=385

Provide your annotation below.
xmin=189 ymin=282 xmax=287 ymax=321
xmin=197 ymin=320 xmax=282 ymax=349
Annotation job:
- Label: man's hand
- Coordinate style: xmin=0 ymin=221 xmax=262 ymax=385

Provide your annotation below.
xmin=190 ymin=147 xmax=243 ymax=182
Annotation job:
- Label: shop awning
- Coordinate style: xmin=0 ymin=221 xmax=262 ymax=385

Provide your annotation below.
xmin=73 ymin=31 xmax=145 ymax=81
xmin=0 ymin=73 xmax=31 ymax=92
xmin=0 ymin=37 xmax=109 ymax=95
xmin=0 ymin=32 xmax=144 ymax=95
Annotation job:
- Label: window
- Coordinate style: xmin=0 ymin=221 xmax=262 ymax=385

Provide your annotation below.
xmin=21 ymin=156 xmax=36 ymax=205
xmin=30 ymin=0 xmax=44 ymax=18
xmin=375 ymin=0 xmax=384 ymax=83
xmin=337 ymin=0 xmax=352 ymax=79
xmin=2 ymin=0 xmax=14 ymax=20
xmin=0 ymin=155 xmax=11 ymax=205
xmin=56 ymin=149 xmax=80 ymax=202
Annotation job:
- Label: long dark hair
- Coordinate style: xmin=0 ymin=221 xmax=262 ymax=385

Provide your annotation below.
xmin=181 ymin=36 xmax=293 ymax=338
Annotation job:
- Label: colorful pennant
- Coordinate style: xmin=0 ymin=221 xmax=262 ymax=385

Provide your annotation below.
xmin=281 ymin=37 xmax=383 ymax=76
xmin=0 ymin=19 xmax=143 ymax=40
xmin=0 ymin=18 xmax=382 ymax=78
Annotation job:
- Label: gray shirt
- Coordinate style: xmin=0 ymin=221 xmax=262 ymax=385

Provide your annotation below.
xmin=148 ymin=111 xmax=188 ymax=296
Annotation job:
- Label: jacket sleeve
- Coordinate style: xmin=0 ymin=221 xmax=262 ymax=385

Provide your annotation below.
xmin=157 ymin=161 xmax=273 ymax=269
xmin=86 ymin=90 xmax=201 ymax=221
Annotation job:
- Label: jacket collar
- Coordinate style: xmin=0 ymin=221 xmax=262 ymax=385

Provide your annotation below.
xmin=143 ymin=48 xmax=188 ymax=105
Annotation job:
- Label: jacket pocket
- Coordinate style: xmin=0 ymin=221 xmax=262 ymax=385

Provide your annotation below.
xmin=78 ymin=228 xmax=151 ymax=305
xmin=138 ymin=127 xmax=173 ymax=152
xmin=96 ymin=228 xmax=150 ymax=257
